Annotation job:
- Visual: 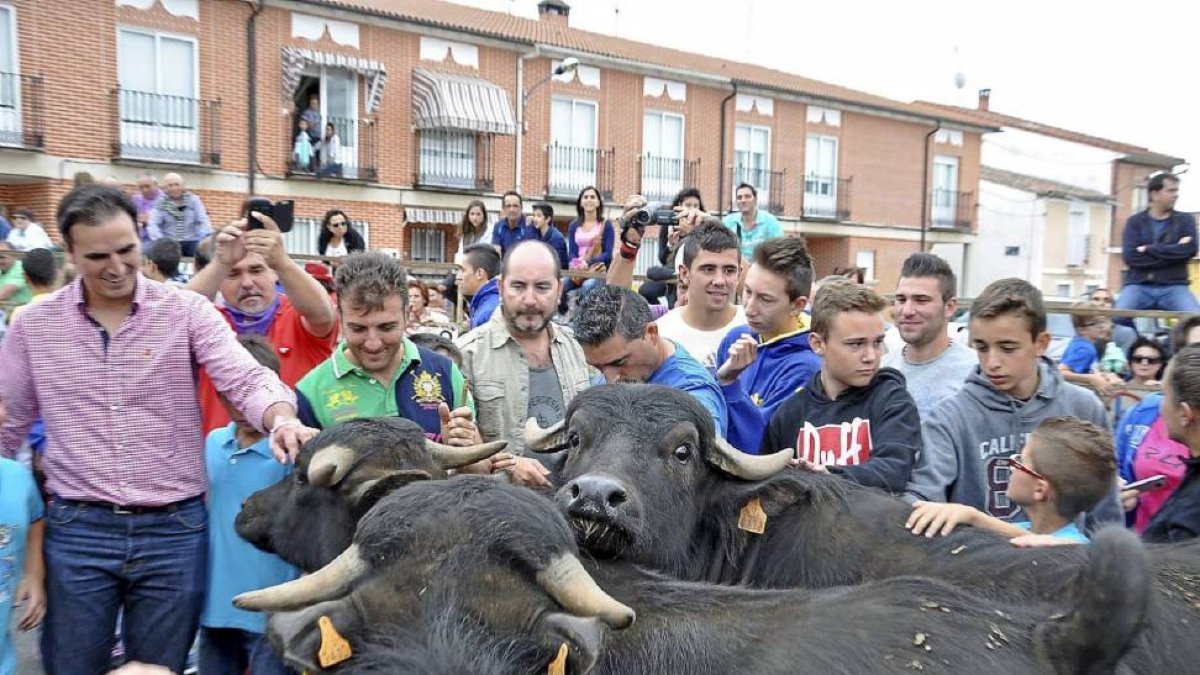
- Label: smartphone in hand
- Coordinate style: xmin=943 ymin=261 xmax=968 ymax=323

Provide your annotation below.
xmin=1125 ymin=474 xmax=1169 ymax=494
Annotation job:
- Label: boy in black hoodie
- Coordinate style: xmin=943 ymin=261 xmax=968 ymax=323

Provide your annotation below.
xmin=760 ymin=280 xmax=921 ymax=493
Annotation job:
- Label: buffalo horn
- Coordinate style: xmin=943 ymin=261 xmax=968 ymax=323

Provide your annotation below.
xmin=425 ymin=438 xmax=508 ymax=469
xmin=524 ymin=418 xmax=566 ymax=453
xmin=536 ymin=553 xmax=636 ymax=629
xmin=307 ymin=444 xmax=357 ymax=487
xmin=708 ymin=438 xmax=794 ymax=481
xmin=233 ymin=545 xmax=366 ymax=611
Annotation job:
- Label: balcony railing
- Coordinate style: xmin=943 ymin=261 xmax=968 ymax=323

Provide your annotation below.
xmin=0 ymin=72 xmax=45 ymax=150
xmin=112 ymin=88 xmax=220 ymax=166
xmin=639 ymin=155 xmax=700 ymax=204
xmin=287 ymin=115 xmax=377 ymax=182
xmin=930 ymin=189 xmax=973 ymax=229
xmin=732 ymin=165 xmax=785 ymax=215
xmin=415 ymin=130 xmax=494 ymax=192
xmin=803 ymin=176 xmax=852 ymax=221
xmin=546 ymin=144 xmax=614 ymax=200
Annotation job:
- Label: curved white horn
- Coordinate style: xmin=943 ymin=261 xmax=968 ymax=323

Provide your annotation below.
xmin=426 ymin=438 xmax=508 ymax=469
xmin=524 ymin=418 xmax=567 ymax=453
xmin=307 ymin=444 xmax=357 ymax=487
xmin=234 ymin=545 xmax=367 ymax=611
xmin=707 ymin=438 xmax=794 ymax=481
xmin=536 ymin=553 xmax=636 ymax=629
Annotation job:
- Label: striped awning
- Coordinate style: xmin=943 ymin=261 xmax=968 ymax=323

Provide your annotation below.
xmin=411 ymin=69 xmax=516 ymax=136
xmin=406 ymin=207 xmax=494 ymax=225
xmin=282 ymin=47 xmax=388 ymax=114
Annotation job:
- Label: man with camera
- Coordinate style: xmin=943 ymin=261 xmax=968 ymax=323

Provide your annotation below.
xmin=187 ymin=201 xmax=338 ymax=432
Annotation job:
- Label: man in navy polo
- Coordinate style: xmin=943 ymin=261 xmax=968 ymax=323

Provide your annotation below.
xmin=490 ymin=191 xmax=536 ymax=256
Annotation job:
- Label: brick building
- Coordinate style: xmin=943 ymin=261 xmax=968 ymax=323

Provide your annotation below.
xmin=0 ymin=0 xmax=997 ymax=288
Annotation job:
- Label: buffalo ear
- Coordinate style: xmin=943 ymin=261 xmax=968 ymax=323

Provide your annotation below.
xmin=352 ymin=470 xmax=434 ymax=512
xmin=730 ymin=475 xmax=813 ymax=517
xmin=539 ymin=612 xmax=605 ymax=675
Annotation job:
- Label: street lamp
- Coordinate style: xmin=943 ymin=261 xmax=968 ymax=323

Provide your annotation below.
xmin=515 ymin=57 xmax=581 ymax=193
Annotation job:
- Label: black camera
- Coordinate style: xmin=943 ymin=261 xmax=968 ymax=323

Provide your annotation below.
xmin=628 ymin=203 xmax=677 ymax=228
xmin=246 ymin=197 xmax=295 ymax=233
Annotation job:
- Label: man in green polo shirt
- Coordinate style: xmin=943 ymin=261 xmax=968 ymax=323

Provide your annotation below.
xmin=0 ymin=242 xmax=34 ymax=308
xmin=296 ymin=252 xmax=482 ymax=447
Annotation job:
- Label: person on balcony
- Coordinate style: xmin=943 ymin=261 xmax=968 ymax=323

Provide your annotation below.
xmin=147 ymin=173 xmax=211 ymax=258
xmin=1116 ymin=173 xmax=1200 ymax=316
xmin=722 ymin=182 xmax=782 ymax=262
xmin=291 ymin=118 xmax=315 ymax=173
xmin=315 ymin=122 xmax=343 ymax=178
xmin=5 ymin=209 xmax=53 ymax=252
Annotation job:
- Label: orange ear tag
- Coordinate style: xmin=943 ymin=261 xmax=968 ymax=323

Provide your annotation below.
xmin=317 ymin=615 xmax=353 ymax=668
xmin=737 ymin=496 xmax=768 ymax=534
xmin=547 ymin=642 xmax=569 ymax=675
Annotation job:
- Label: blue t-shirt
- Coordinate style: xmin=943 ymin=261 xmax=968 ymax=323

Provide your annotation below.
xmin=1152 ymin=216 xmax=1170 ymax=241
xmin=201 ymin=424 xmax=299 ymax=633
xmin=647 ymin=342 xmax=729 ymax=438
xmin=1013 ymin=520 xmax=1089 ymax=543
xmin=1060 ymin=335 xmax=1099 ymax=374
xmin=490 ymin=217 xmax=536 ymax=256
xmin=0 ymin=459 xmax=43 ymax=675
xmin=722 ymin=210 xmax=783 ymax=261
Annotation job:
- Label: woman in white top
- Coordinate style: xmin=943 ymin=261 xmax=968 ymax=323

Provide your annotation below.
xmin=317 ymin=209 xmax=365 ymax=262
xmin=316 ymin=122 xmax=342 ymax=177
xmin=6 ymin=209 xmax=54 ymax=251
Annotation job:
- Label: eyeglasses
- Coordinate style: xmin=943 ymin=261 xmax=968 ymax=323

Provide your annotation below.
xmin=1132 ymin=355 xmax=1163 ymax=365
xmin=1008 ymin=453 xmax=1046 ymax=481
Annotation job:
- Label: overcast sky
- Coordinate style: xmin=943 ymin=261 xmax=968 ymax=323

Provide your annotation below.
xmin=457 ymin=0 xmax=1197 ymax=210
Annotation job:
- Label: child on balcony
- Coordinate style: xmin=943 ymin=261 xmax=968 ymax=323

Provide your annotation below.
xmin=292 ymin=118 xmax=314 ymax=172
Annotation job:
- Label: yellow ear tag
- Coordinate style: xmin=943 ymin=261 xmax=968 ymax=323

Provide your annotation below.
xmin=737 ymin=496 xmax=767 ymax=534
xmin=317 ymin=615 xmax=353 ymax=668
xmin=547 ymin=642 xmax=569 ymax=675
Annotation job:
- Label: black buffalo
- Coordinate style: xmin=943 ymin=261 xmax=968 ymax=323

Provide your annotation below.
xmin=235 ymin=416 xmax=505 ymax=571
xmin=236 ymin=477 xmax=1149 ymax=674
xmin=525 ymin=384 xmax=1200 ymax=673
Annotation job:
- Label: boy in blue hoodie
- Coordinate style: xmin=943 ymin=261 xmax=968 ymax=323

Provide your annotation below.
xmin=904 ymin=278 xmax=1122 ymax=527
xmin=459 ymin=243 xmax=502 ymax=330
xmin=760 ymin=280 xmax=921 ymax=493
xmin=716 ymin=236 xmax=821 ymax=452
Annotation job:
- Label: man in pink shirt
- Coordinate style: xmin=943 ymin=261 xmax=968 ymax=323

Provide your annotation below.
xmin=0 ymin=185 xmax=315 ymax=675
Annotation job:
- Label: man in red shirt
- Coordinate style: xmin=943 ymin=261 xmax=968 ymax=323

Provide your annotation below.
xmin=187 ymin=211 xmax=338 ymax=432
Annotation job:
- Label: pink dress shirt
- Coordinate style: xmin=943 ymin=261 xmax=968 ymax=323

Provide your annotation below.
xmin=0 ymin=276 xmax=295 ymax=506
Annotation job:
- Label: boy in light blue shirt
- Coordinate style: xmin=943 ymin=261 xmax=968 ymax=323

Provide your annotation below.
xmin=199 ymin=335 xmax=298 ymax=675
xmin=0 ymin=457 xmax=44 ymax=675
xmin=906 ymin=417 xmax=1116 ymax=544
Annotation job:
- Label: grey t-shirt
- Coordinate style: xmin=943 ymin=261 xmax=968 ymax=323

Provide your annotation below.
xmin=527 ymin=363 xmax=566 ymax=428
xmin=881 ymin=339 xmax=978 ymax=420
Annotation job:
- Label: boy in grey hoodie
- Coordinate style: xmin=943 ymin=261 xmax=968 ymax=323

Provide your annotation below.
xmin=905 ymin=278 xmax=1122 ymax=526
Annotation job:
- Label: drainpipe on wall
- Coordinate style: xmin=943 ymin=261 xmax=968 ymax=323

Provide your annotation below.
xmin=717 ymin=82 xmax=738 ymax=212
xmin=919 ymin=120 xmax=941 ymax=252
xmin=247 ymin=0 xmax=266 ymax=196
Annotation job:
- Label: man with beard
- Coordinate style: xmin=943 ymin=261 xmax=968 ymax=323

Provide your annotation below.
xmin=881 ymin=252 xmax=976 ymax=418
xmin=573 ymin=284 xmax=727 ymax=437
xmin=187 ymin=210 xmax=338 ymax=432
xmin=456 ymin=240 xmax=592 ymax=487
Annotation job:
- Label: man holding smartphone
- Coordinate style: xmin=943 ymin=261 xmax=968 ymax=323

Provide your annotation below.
xmin=186 ymin=205 xmax=338 ymax=432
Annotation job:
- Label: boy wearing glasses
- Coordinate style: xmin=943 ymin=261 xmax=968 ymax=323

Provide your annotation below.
xmin=1058 ymin=301 xmax=1123 ymax=397
xmin=905 ymin=278 xmax=1121 ymax=527
xmin=906 ymin=417 xmax=1116 ymax=542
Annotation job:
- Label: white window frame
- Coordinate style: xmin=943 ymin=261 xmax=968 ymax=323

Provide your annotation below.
xmin=1056 ymin=282 xmax=1072 ymax=298
xmin=409 ymin=226 xmax=447 ymax=263
xmin=1066 ymin=202 xmax=1089 ymax=267
xmin=300 ymin=65 xmax=362 ymax=178
xmin=419 ymin=128 xmax=476 ymax=189
xmin=548 ymin=97 xmax=599 ymax=196
xmin=855 ymin=250 xmax=876 ymax=282
xmin=642 ymin=111 xmax=684 ymax=159
xmin=117 ymin=27 xmax=200 ymax=100
xmin=931 ymin=154 xmax=960 ymax=226
xmin=550 ymin=97 xmax=598 ymax=149
xmin=0 ymin=4 xmax=22 ymax=145
xmin=641 ymin=111 xmax=685 ymax=202
xmin=733 ymin=123 xmax=771 ymax=203
xmin=1132 ymin=184 xmax=1148 ymax=214
xmin=804 ymin=134 xmax=839 ymax=218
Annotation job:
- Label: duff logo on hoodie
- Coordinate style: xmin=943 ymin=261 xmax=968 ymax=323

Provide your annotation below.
xmin=797 ymin=418 xmax=872 ymax=466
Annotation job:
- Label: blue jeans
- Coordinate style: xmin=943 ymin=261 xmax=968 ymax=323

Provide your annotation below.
xmin=41 ymin=497 xmax=208 ymax=675
xmin=561 ymin=276 xmax=604 ymax=313
xmin=199 ymin=627 xmax=294 ymax=675
xmin=1116 ymin=283 xmax=1200 ymax=325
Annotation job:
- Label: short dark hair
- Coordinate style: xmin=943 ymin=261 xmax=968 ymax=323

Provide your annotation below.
xmin=681 ymin=221 xmax=740 ymax=269
xmin=752 ymin=236 xmax=814 ymax=300
xmin=56 ymin=185 xmax=137 ymax=249
xmin=1030 ymin=417 xmax=1117 ymax=520
xmin=237 ymin=333 xmax=281 ymax=375
xmin=1148 ymin=173 xmax=1179 ymax=195
xmin=532 ymin=202 xmax=554 ymax=220
xmin=334 ymin=251 xmax=409 ymax=313
xmin=144 ymin=238 xmax=182 ymax=278
xmin=672 ymin=187 xmax=705 ymax=211
xmin=501 ymin=190 xmax=523 ymax=206
xmin=463 ymin=243 xmax=502 ymax=279
xmin=899 ymin=252 xmax=957 ymax=301
xmin=735 ymin=182 xmax=757 ymax=198
xmin=194 ymin=234 xmax=214 ymax=271
xmin=570 ymin=284 xmax=652 ymax=347
xmin=970 ymin=278 xmax=1047 ymax=339
xmin=810 ymin=280 xmax=886 ymax=337
xmin=407 ymin=332 xmax=463 ymax=367
xmin=1171 ymin=314 xmax=1200 ymax=352
xmin=1127 ymin=336 xmax=1167 ymax=380
xmin=21 ymin=248 xmax=57 ymax=287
